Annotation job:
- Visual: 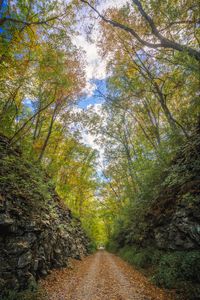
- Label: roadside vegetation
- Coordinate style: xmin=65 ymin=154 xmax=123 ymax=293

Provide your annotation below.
xmin=0 ymin=0 xmax=199 ymax=298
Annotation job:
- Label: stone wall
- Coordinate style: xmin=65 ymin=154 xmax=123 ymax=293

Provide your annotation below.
xmin=0 ymin=136 xmax=89 ymax=296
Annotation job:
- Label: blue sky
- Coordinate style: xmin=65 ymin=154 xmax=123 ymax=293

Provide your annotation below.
xmin=0 ymin=0 xmax=7 ymax=12
xmin=0 ymin=0 xmax=8 ymax=33
xmin=23 ymin=79 xmax=107 ymax=110
xmin=2 ymin=0 xmax=127 ymax=168
xmin=78 ymin=79 xmax=106 ymax=109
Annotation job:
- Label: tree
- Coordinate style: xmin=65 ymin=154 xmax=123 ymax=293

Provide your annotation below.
xmin=80 ymin=0 xmax=200 ymax=61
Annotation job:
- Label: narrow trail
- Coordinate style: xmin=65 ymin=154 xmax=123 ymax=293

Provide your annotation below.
xmin=40 ymin=251 xmax=176 ymax=300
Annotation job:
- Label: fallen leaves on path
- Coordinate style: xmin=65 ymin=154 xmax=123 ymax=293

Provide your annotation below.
xmin=40 ymin=251 xmax=177 ymax=300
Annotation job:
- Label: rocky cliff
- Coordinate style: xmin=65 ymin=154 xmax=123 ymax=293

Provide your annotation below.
xmin=147 ymin=123 xmax=200 ymax=250
xmin=0 ymin=136 xmax=89 ymax=297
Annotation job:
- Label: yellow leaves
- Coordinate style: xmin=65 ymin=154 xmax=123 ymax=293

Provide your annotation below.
xmin=13 ymin=31 xmax=23 ymax=44
xmin=126 ymin=67 xmax=138 ymax=79
xmin=33 ymin=140 xmax=44 ymax=152
xmin=25 ymin=25 xmax=36 ymax=42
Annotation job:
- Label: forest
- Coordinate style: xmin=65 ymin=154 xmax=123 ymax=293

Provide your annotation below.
xmin=0 ymin=0 xmax=200 ymax=299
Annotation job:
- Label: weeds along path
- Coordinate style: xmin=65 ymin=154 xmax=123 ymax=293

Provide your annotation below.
xmin=40 ymin=251 xmax=176 ymax=300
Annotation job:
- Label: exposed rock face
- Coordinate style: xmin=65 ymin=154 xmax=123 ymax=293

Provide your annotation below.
xmin=153 ymin=204 xmax=200 ymax=250
xmin=147 ymin=124 xmax=200 ymax=250
xmin=0 ymin=136 xmax=89 ymax=296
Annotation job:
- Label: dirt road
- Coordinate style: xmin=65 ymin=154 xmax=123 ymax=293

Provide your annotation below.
xmin=40 ymin=251 xmax=176 ymax=300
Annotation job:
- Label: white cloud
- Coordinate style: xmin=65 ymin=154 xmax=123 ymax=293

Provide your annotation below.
xmin=71 ymin=1 xmax=129 ymax=162
xmin=86 ymin=102 xmax=103 ymax=112
xmin=84 ymin=103 xmax=106 ymax=166
xmin=73 ymin=34 xmax=107 ymax=96
xmin=81 ymin=130 xmax=97 ymax=149
xmin=98 ymin=0 xmax=129 ymax=12
xmin=72 ymin=0 xmax=129 ymax=97
xmin=71 ymin=103 xmax=105 ymax=167
xmin=83 ymin=80 xmax=97 ymax=97
xmin=70 ymin=105 xmax=83 ymax=114
xmin=82 ymin=129 xmax=105 ymax=170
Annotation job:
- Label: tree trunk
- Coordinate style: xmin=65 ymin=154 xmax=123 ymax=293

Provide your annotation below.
xmin=38 ymin=103 xmax=59 ymax=161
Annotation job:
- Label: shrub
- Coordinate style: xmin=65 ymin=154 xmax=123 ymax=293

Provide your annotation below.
xmin=1 ymin=289 xmax=47 ymax=300
xmin=118 ymin=245 xmax=138 ymax=265
xmin=87 ymin=241 xmax=97 ymax=253
xmin=152 ymin=251 xmax=200 ymax=289
xmin=118 ymin=246 xmax=162 ymax=269
xmin=180 ymin=251 xmax=200 ymax=282
xmin=106 ymin=240 xmax=119 ymax=253
xmin=119 ymin=246 xmax=200 ymax=295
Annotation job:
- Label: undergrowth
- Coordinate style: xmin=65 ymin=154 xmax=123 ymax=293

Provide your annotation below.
xmin=1 ymin=289 xmax=47 ymax=300
xmin=117 ymin=245 xmax=200 ymax=299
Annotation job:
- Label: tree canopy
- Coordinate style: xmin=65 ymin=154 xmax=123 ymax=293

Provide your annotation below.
xmin=0 ymin=0 xmax=199 ymax=249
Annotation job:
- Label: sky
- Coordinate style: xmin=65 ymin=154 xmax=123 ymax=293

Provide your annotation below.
xmin=78 ymin=79 xmax=106 ymax=109
xmin=71 ymin=0 xmax=128 ymax=159
xmin=73 ymin=0 xmax=128 ymax=107
xmin=2 ymin=0 xmax=128 ymax=171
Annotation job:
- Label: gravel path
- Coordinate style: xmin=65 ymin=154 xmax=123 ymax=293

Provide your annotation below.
xmin=40 ymin=251 xmax=176 ymax=300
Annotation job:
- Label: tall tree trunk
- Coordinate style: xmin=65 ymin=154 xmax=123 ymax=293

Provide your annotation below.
xmin=9 ymin=98 xmax=56 ymax=146
xmin=134 ymin=53 xmax=189 ymax=137
xmin=38 ymin=103 xmax=59 ymax=161
xmin=33 ymin=101 xmax=42 ymax=141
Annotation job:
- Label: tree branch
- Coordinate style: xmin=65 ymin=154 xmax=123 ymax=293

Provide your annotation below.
xmin=0 ymin=12 xmax=66 ymax=26
xmin=80 ymin=0 xmax=200 ymax=61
